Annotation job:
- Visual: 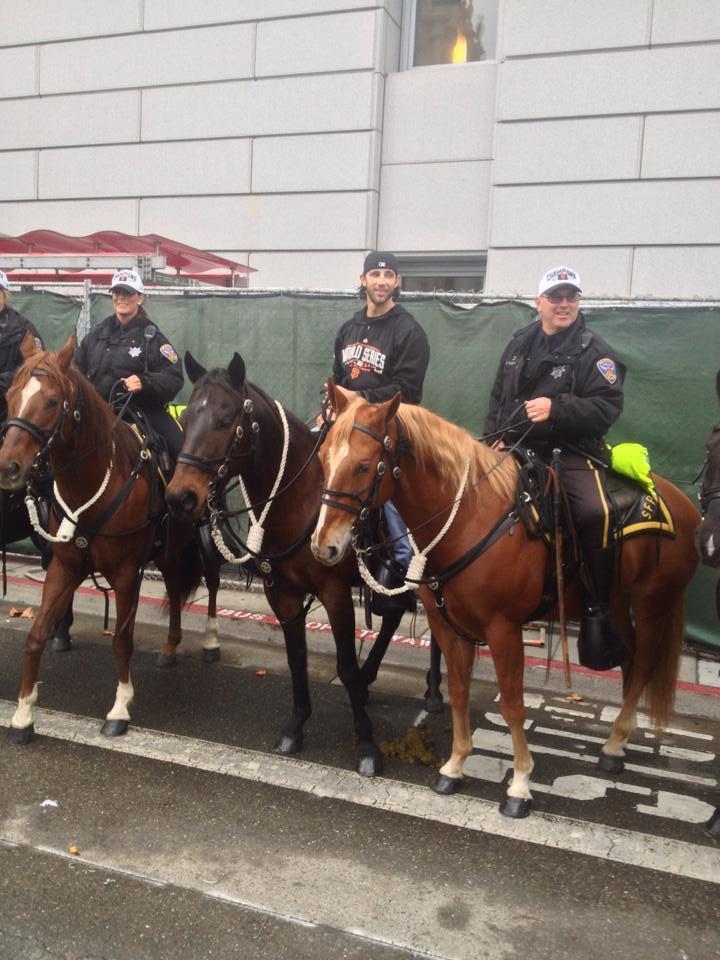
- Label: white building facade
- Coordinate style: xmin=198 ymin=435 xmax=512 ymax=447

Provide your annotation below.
xmin=0 ymin=0 xmax=718 ymax=298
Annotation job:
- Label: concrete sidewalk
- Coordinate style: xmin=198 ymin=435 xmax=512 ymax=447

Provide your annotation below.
xmin=2 ymin=555 xmax=719 ymax=721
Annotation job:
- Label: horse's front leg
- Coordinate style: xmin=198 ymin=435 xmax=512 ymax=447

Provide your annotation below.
xmin=358 ymin=605 xmax=404 ymax=691
xmin=101 ymin=575 xmax=139 ymax=737
xmin=8 ymin=561 xmax=82 ymax=744
xmin=200 ymin=553 xmax=221 ymax=664
xmin=266 ymin=586 xmax=312 ymax=755
xmin=323 ymin=586 xmax=383 ymax=776
xmin=425 ymin=613 xmax=474 ymax=795
xmin=156 ymin=571 xmax=183 ymax=668
xmin=487 ymin=616 xmax=534 ymax=818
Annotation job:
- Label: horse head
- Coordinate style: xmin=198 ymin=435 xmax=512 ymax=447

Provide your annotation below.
xmin=311 ymin=380 xmax=402 ymax=566
xmin=0 ymin=335 xmax=75 ymax=490
xmin=166 ymin=350 xmax=252 ymax=521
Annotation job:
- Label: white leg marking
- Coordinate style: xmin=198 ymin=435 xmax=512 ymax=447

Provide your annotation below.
xmin=11 ymin=683 xmax=39 ymax=729
xmin=507 ymin=767 xmax=533 ymax=800
xmin=203 ymin=617 xmax=220 ymax=651
xmin=106 ymin=679 xmax=134 ymax=722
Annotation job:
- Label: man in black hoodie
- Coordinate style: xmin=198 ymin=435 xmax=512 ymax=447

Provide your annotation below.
xmin=330 ymin=252 xmax=430 ymax=590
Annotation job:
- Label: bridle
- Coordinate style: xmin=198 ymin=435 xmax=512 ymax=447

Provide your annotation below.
xmin=2 ymin=366 xmax=83 ymax=468
xmin=320 ymin=418 xmax=407 ymax=519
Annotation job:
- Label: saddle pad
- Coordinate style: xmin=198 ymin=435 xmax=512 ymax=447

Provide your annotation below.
xmin=606 ymin=472 xmax=675 ymax=540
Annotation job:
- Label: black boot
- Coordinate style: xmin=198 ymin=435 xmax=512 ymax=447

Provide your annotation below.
xmin=371 ymin=557 xmax=416 ymax=616
xmin=577 ymin=547 xmax=626 ymax=671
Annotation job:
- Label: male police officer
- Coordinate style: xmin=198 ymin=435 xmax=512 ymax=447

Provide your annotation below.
xmin=484 ymin=266 xmax=626 ymax=670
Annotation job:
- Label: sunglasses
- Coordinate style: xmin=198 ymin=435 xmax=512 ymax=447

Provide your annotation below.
xmin=544 ymin=290 xmax=580 ymax=304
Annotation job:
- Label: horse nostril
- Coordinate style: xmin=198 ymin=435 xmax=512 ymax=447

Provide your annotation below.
xmin=181 ymin=490 xmax=197 ymax=512
xmin=7 ymin=460 xmax=21 ymax=480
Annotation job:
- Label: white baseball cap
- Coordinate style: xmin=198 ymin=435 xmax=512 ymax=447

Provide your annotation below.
xmin=538 ymin=265 xmax=582 ymax=296
xmin=0 ymin=270 xmax=9 ymax=290
xmin=109 ymin=268 xmax=144 ymax=294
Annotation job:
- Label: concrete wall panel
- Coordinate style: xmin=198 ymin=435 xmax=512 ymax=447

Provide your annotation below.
xmin=0 ymin=0 xmax=142 ymax=45
xmin=498 ymin=46 xmax=720 ymax=120
xmin=642 ymin=113 xmax=720 ymax=179
xmin=484 ymin=248 xmax=633 ymax=298
xmin=502 ymin=0 xmax=651 ymax=57
xmin=383 ymin=63 xmax=497 ymax=164
xmin=652 ymin=0 xmax=720 ymax=44
xmin=39 ymin=140 xmax=252 ymax=199
xmin=494 ymin=117 xmax=642 ymax=183
xmin=0 ymin=199 xmax=139 ymax=236
xmin=378 ymin=161 xmax=491 ymax=251
xmin=0 ymin=47 xmax=37 ymax=99
xmin=142 ymin=73 xmax=377 ymax=141
xmin=0 ymin=91 xmax=139 ymax=150
xmin=140 ymin=192 xmax=371 ymax=250
xmin=490 ymin=181 xmax=720 ymax=246
xmin=0 ymin=153 xmax=37 ymax=201
xmin=144 ymin=1 xmax=382 ymax=30
xmin=631 ymin=247 xmax=720 ymax=299
xmin=246 ymin=250 xmax=363 ymax=288
xmin=40 ymin=24 xmax=254 ymax=94
xmin=252 ymin=132 xmax=379 ymax=192
xmin=256 ymin=11 xmax=376 ymax=76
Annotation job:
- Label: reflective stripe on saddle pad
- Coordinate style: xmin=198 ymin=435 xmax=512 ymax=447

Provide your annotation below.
xmin=605 ymin=473 xmax=675 ymax=541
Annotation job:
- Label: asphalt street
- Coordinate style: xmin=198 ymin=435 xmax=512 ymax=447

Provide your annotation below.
xmin=0 ymin=595 xmax=718 ymax=960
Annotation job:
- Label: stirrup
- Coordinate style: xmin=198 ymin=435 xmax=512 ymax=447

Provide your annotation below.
xmin=577 ymin=610 xmax=625 ymax=671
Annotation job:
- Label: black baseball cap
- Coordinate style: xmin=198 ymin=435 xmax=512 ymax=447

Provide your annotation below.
xmin=363 ymin=251 xmax=399 ymax=275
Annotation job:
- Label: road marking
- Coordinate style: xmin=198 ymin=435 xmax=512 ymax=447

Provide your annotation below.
xmin=1 ymin=699 xmax=718 ymax=886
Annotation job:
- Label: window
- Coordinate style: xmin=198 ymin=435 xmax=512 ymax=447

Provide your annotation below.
xmin=401 ymin=0 xmax=499 ymax=69
xmin=396 ymin=255 xmax=486 ymax=294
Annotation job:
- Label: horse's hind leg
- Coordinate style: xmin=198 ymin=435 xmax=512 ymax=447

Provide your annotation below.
xmin=598 ymin=601 xmax=637 ymax=774
xmin=8 ymin=562 xmax=81 ymax=744
xmin=49 ymin=598 xmax=74 ymax=653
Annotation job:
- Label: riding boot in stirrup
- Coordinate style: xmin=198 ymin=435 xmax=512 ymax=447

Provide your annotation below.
xmin=577 ymin=546 xmax=626 ymax=671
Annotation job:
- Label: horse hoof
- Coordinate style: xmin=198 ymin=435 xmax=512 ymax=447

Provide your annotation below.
xmin=433 ymin=773 xmax=462 ymax=795
xmin=704 ymin=808 xmax=720 ymax=841
xmin=50 ymin=634 xmax=72 ymax=653
xmin=155 ymin=652 xmax=177 ymax=669
xmin=357 ymin=747 xmax=384 ymax=777
xmin=101 ymin=719 xmax=129 ymax=737
xmin=499 ymin=795 xmax=532 ymax=819
xmin=7 ymin=724 xmax=34 ymax=745
xmin=424 ymin=694 xmax=444 ymax=714
xmin=202 ymin=648 xmax=221 ymax=664
xmin=275 ymin=734 xmax=303 ymax=755
xmin=598 ymin=752 xmax=624 ymax=775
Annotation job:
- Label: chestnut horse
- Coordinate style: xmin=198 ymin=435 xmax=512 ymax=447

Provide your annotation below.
xmin=166 ymin=352 xmax=412 ymax=775
xmin=311 ymin=383 xmax=700 ymax=817
xmin=0 ymin=336 xmax=220 ymax=743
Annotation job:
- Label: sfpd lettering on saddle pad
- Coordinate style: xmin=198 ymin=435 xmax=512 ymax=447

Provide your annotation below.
xmin=606 ymin=447 xmax=674 ymax=540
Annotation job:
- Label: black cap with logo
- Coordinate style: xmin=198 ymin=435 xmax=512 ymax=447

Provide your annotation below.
xmin=363 ymin=251 xmax=399 ymax=275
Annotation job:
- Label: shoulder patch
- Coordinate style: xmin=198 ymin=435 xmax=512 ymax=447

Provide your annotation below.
xmin=596 ymin=357 xmax=618 ymax=384
xmin=160 ymin=343 xmax=178 ymax=364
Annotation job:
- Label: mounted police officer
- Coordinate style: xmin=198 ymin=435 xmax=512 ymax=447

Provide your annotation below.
xmin=74 ymin=269 xmax=183 ymax=472
xmin=484 ymin=265 xmax=626 ymax=670
xmin=0 ymin=270 xmax=44 ymax=423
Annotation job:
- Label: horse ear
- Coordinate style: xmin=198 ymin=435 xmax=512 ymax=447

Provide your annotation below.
xmin=19 ymin=331 xmax=41 ymax=361
xmin=57 ymin=335 xmax=75 ymax=372
xmin=328 ymin=379 xmax=355 ymax=416
xmin=228 ymin=352 xmax=246 ymax=392
xmin=384 ymin=391 xmax=402 ymax=423
xmin=184 ymin=350 xmax=206 ymax=384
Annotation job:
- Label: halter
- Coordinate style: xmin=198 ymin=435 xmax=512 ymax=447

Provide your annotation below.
xmin=2 ymin=366 xmax=82 ymax=467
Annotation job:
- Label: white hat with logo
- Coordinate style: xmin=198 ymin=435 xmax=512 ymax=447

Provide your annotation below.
xmin=538 ymin=265 xmax=582 ymax=296
xmin=109 ymin=268 xmax=144 ymax=294
xmin=0 ymin=270 xmax=9 ymax=290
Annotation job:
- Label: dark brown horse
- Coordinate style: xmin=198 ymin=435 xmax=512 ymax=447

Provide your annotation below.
xmin=0 ymin=336 xmax=220 ymax=743
xmin=166 ymin=352 xmax=412 ymax=775
xmin=311 ymin=383 xmax=700 ymax=817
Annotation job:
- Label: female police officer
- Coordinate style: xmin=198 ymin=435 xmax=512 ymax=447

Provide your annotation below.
xmin=74 ymin=269 xmax=183 ymax=471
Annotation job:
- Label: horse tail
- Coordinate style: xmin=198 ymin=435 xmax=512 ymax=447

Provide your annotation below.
xmin=639 ymin=590 xmax=686 ymax=731
xmin=176 ymin=538 xmax=205 ymax=605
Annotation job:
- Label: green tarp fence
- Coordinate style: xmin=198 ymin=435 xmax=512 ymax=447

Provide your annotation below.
xmin=13 ymin=289 xmax=720 ymax=650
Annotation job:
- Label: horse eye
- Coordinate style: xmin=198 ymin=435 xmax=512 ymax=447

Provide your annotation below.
xmin=354 ymin=463 xmax=370 ymax=476
xmin=217 ymin=418 xmax=233 ymax=430
xmin=47 ymin=397 xmax=59 ymax=409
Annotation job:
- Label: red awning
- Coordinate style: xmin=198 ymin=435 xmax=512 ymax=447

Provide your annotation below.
xmin=0 ymin=230 xmax=254 ymax=287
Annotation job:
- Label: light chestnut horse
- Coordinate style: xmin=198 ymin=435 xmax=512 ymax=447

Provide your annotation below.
xmin=311 ymin=383 xmax=700 ymax=818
